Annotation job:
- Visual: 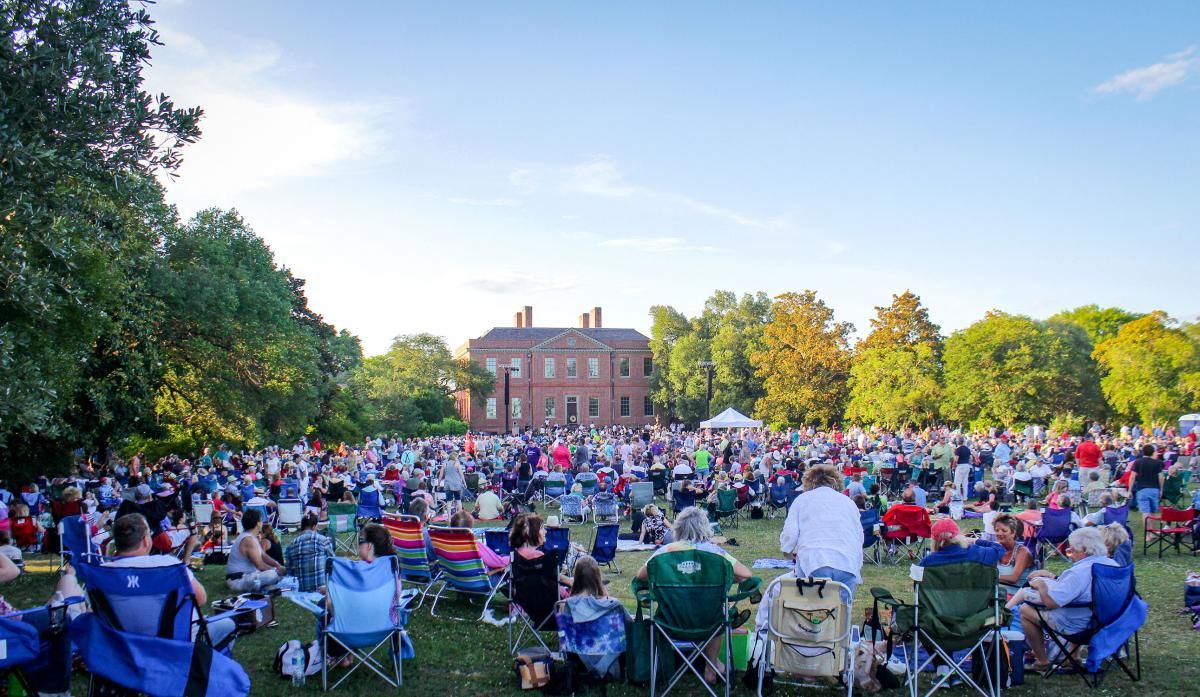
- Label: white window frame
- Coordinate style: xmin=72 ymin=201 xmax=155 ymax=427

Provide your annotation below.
xmin=545 ymin=396 xmax=556 ymax=419
xmin=620 ymin=396 xmax=630 ymax=417
xmin=485 ymin=357 xmax=496 ymax=375
xmin=510 ymin=357 xmax=522 ymax=378
xmin=566 ymin=357 xmax=577 ymax=378
xmin=544 ymin=357 xmax=555 ymax=378
xmin=588 ymin=396 xmax=600 ymax=418
xmin=587 ymin=357 xmax=599 ymax=378
xmin=486 ymin=397 xmax=497 ymax=419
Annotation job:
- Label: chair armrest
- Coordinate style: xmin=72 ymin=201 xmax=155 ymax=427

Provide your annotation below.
xmin=729 ymin=576 xmax=763 ymax=603
xmin=283 ymin=591 xmax=327 ymax=617
xmin=870 ymin=587 xmax=907 ymax=607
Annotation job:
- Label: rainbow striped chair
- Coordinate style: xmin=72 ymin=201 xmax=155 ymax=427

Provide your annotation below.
xmin=427 ymin=526 xmax=508 ymax=621
xmin=382 ymin=513 xmax=437 ymax=608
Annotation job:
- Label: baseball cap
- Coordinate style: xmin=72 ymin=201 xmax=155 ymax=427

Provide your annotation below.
xmin=931 ymin=518 xmax=959 ymax=542
xmin=135 ymin=484 xmax=152 ymax=499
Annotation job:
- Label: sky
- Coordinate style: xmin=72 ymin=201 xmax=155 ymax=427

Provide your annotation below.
xmin=144 ymin=1 xmax=1200 ymax=356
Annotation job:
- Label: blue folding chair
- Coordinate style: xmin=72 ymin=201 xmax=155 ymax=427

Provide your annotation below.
xmin=861 ymin=507 xmax=882 ymax=565
xmin=71 ymin=561 xmax=254 ymax=697
xmin=560 ymin=494 xmax=587 ymax=524
xmin=1036 ymin=507 xmax=1076 ymax=565
xmin=60 ymin=513 xmax=103 ymax=568
xmin=281 ymin=478 xmax=301 ymax=498
xmin=484 ymin=529 xmax=512 ymax=557
xmin=543 ymin=525 xmax=571 ymax=569
xmin=357 ymin=487 xmax=383 ymax=521
xmin=0 ymin=598 xmax=84 ymax=695
xmin=288 ymin=556 xmax=415 ymax=691
xmin=593 ymin=492 xmax=620 ymax=524
xmin=589 ymin=523 xmax=620 ymax=574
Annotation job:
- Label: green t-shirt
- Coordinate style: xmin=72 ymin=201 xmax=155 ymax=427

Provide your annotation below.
xmin=930 ymin=444 xmax=953 ymax=470
xmin=694 ymin=449 xmax=712 ymax=471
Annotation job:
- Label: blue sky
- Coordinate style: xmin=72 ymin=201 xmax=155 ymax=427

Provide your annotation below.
xmin=146 ymin=1 xmax=1199 ymax=355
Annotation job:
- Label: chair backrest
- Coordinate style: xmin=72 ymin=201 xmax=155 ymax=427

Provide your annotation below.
xmin=646 ymin=549 xmax=733 ymax=639
xmin=280 ymin=479 xmax=300 ymax=498
xmin=561 ymin=494 xmax=584 ymax=516
xmin=382 ymin=513 xmax=432 ymax=580
xmin=672 ymin=486 xmax=696 ymax=510
xmin=1040 ymin=506 xmax=1074 ymax=539
xmin=277 ymin=499 xmax=303 ymax=527
xmin=61 ymin=514 xmax=101 ymax=564
xmin=511 ymin=552 xmax=560 ymax=626
xmin=1103 ymin=504 xmax=1129 ymax=526
xmin=555 ymin=597 xmax=627 ymax=676
xmin=628 ymin=482 xmax=654 ymax=508
xmin=77 ymin=561 xmax=196 ymax=641
xmin=765 ymin=574 xmax=853 ymax=678
xmin=244 ymin=503 xmax=270 ymax=523
xmin=910 ymin=561 xmax=1002 ymax=649
xmin=325 ymin=556 xmax=401 ymax=643
xmin=860 ymin=508 xmax=880 ymax=546
xmin=240 ymin=484 xmax=255 ymax=501
xmin=1090 ymin=562 xmax=1134 ymax=627
xmin=326 ymin=502 xmax=358 ymax=533
xmin=717 ymin=488 xmax=737 ymax=511
xmin=192 ymin=502 xmax=214 ymax=525
xmin=590 ymin=524 xmax=619 ymax=564
xmin=484 ymin=529 xmax=512 ymax=557
xmin=358 ymin=488 xmax=381 ymax=511
xmin=594 ymin=492 xmax=618 ymax=515
xmin=1159 ymin=506 xmax=1196 ymax=525
xmin=886 ymin=505 xmax=931 ymax=538
xmin=543 ymin=526 xmax=571 ymax=566
xmin=428 ymin=526 xmax=490 ymax=591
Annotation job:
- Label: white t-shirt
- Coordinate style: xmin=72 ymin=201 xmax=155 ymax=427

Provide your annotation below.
xmin=779 ymin=486 xmax=865 ymax=582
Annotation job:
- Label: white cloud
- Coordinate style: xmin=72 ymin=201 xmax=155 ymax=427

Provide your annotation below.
xmin=145 ymin=26 xmax=389 ymax=212
xmin=443 ymin=196 xmax=523 ymax=207
xmin=1094 ymin=46 xmax=1199 ymax=100
xmin=600 ymin=237 xmax=725 ymax=254
xmin=543 ymin=155 xmax=781 ymax=228
xmin=464 ymin=273 xmax=577 ymax=295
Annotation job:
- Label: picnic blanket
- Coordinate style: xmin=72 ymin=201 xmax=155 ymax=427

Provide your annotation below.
xmin=616 ymin=540 xmax=656 ymax=552
xmin=751 ymin=558 xmax=794 ymax=570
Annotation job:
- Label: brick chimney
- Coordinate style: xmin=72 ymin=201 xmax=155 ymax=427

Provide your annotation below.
xmin=578 ymin=313 xmax=591 ymax=329
xmin=513 ymin=311 xmax=524 ymax=328
xmin=591 ymin=307 xmax=602 ymax=328
xmin=523 ymin=305 xmax=533 ymax=328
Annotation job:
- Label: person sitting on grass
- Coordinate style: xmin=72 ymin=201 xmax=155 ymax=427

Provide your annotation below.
xmin=474 ymin=485 xmax=503 ymax=521
xmin=284 ymin=512 xmax=333 ymax=592
xmin=226 ymin=508 xmax=283 ymax=593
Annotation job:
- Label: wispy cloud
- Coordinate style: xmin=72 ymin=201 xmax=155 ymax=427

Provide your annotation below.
xmin=600 ymin=237 xmax=725 ymax=254
xmin=1094 ymin=46 xmax=1199 ymax=100
xmin=443 ymin=196 xmax=523 ymax=207
xmin=464 ymin=273 xmax=577 ymax=295
xmin=146 ymin=25 xmax=390 ymax=211
xmin=535 ymin=155 xmax=782 ymax=229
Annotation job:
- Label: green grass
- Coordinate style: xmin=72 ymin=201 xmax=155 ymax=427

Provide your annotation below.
xmin=7 ymin=507 xmax=1200 ymax=696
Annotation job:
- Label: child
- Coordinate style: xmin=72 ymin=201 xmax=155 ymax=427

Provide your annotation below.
xmin=569 ymin=555 xmax=608 ymax=598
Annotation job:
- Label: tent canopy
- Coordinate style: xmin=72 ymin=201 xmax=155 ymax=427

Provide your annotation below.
xmin=1180 ymin=414 xmax=1200 ymax=433
xmin=700 ymin=407 xmax=763 ymax=429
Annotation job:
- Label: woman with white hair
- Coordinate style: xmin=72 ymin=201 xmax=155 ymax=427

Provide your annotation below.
xmin=779 ymin=464 xmax=863 ymax=598
xmin=1007 ymin=526 xmax=1117 ymax=673
xmin=636 ymin=506 xmax=751 ymax=684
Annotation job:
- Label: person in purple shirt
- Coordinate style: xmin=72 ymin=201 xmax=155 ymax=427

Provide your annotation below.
xmin=524 ymin=443 xmax=542 ymax=470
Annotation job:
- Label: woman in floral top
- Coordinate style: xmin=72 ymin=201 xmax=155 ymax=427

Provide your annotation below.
xmin=638 ymin=504 xmax=668 ymax=546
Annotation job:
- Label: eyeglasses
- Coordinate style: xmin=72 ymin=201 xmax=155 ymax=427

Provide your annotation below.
xmin=358 ymin=538 xmax=369 ymax=545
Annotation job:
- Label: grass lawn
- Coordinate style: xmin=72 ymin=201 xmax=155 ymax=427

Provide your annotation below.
xmin=7 ymin=506 xmax=1199 ymax=696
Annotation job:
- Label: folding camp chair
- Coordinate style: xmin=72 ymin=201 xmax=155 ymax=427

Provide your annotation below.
xmin=594 ymin=492 xmax=620 ymax=524
xmin=507 ymin=551 xmax=561 ymax=655
xmin=244 ymin=503 xmax=273 ymax=529
xmin=464 ymin=471 xmax=482 ymax=502
xmin=1033 ymin=562 xmax=1144 ymax=688
xmin=59 ymin=514 xmax=102 ymax=569
xmin=357 ymin=488 xmax=384 ymax=522
xmin=561 ymin=494 xmax=587 ymax=524
xmin=577 ymin=475 xmax=599 ymax=498
xmin=72 ymin=561 xmax=256 ymax=697
xmin=714 ymin=488 xmax=740 ymax=529
xmin=627 ymin=481 xmax=655 ymax=517
xmin=589 ymin=523 xmax=620 ymax=574
xmin=10 ymin=515 xmax=39 ymax=551
xmin=544 ymin=474 xmax=568 ymax=508
xmin=635 ymin=548 xmax=762 ymax=697
xmin=543 ymin=525 xmax=571 ymax=569
xmin=871 ymin=561 xmax=1009 ymax=697
xmin=671 ymin=484 xmax=697 ymax=519
xmin=325 ymin=502 xmax=359 ymax=556
xmin=192 ymin=500 xmax=214 ymax=526
xmin=1143 ymin=506 xmax=1197 ymax=557
xmin=289 ymin=556 xmax=415 ymax=691
xmin=1036 ymin=507 xmax=1076 ymax=565
xmin=485 ymin=528 xmax=513 ymax=557
xmin=556 ymin=596 xmax=628 ymax=689
xmin=277 ymin=498 xmax=304 ymax=532
xmin=767 ymin=481 xmax=791 ymax=519
xmin=382 ymin=513 xmax=437 ymax=607
xmin=861 ymin=508 xmax=882 ymax=566
xmin=650 ymin=468 xmax=669 ymax=496
xmin=281 ymin=478 xmax=301 ymax=499
xmin=758 ymin=574 xmax=858 ymax=697
xmin=0 ymin=597 xmax=85 ymax=696
xmin=882 ymin=505 xmax=931 ymax=563
xmin=1012 ymin=479 xmax=1034 ymax=503
xmin=427 ymin=526 xmax=508 ymax=620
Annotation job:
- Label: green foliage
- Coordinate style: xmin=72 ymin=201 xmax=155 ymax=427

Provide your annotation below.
xmin=752 ymin=290 xmax=853 ymax=426
xmin=1049 ymin=304 xmax=1142 ymax=346
xmin=846 ymin=344 xmax=942 ymax=427
xmin=1048 ymin=411 xmax=1086 ymax=436
xmin=857 ymin=290 xmax=943 ymax=358
xmin=418 ymin=417 xmax=469 ymax=437
xmin=1 ymin=0 xmax=200 ymax=474
xmin=1094 ymin=312 xmax=1200 ymax=425
xmin=942 ymin=311 xmax=1104 ymax=427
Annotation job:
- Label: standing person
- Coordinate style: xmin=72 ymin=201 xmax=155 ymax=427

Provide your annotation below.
xmin=226 ymin=509 xmax=283 ymax=593
xmin=1130 ymin=444 xmax=1164 ymax=524
xmin=442 ymin=455 xmax=465 ymax=516
xmin=1074 ymin=434 xmax=1103 ymax=483
xmin=952 ymin=438 xmax=975 ymax=500
xmin=778 ymin=464 xmax=863 ymax=599
xmin=929 ymin=437 xmax=953 ymax=488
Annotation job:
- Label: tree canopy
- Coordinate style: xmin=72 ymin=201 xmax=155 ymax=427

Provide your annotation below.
xmin=1094 ymin=312 xmax=1200 ymax=425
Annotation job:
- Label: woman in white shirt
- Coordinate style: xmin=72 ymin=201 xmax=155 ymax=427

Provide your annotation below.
xmin=778 ymin=464 xmax=864 ymax=600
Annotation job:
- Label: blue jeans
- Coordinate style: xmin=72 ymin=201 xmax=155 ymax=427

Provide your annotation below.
xmin=208 ymin=616 xmax=238 ymax=649
xmin=1135 ymin=487 xmax=1160 ymax=514
xmin=794 ymin=565 xmax=857 ymax=604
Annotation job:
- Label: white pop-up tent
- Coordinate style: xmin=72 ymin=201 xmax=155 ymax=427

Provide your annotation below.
xmin=700 ymin=407 xmax=763 ymax=429
xmin=1180 ymin=414 xmax=1200 ymax=435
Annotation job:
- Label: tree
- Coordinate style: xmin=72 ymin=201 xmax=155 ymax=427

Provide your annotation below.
xmin=1094 ymin=312 xmax=1200 ymax=426
xmin=751 ymin=291 xmax=853 ymax=426
xmin=845 ymin=344 xmax=942 ymax=427
xmin=942 ymin=311 xmax=1103 ymax=428
xmin=647 ymin=305 xmax=691 ymax=420
xmin=1049 ymin=305 xmax=1142 ymax=346
xmin=1 ymin=0 xmax=201 ymax=472
xmin=711 ymin=292 xmax=771 ymax=417
xmin=857 ymin=290 xmax=943 ymax=358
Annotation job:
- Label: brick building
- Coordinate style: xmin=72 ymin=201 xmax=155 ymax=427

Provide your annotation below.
xmin=455 ymin=306 xmax=654 ymax=433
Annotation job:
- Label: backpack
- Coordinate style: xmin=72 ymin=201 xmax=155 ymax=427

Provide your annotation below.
xmin=274 ymin=639 xmax=322 ymax=678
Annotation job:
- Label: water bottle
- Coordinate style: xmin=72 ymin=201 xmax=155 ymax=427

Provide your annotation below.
xmin=290 ymin=648 xmax=306 ymax=686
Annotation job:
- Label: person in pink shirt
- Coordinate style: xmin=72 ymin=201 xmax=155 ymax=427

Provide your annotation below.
xmin=449 ymin=511 xmax=508 ymax=574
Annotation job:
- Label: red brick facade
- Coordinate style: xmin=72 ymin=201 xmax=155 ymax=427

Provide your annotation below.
xmin=455 ymin=308 xmax=653 ymax=433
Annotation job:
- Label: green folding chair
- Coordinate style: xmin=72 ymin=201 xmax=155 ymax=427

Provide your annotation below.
xmin=871 ymin=562 xmax=1009 ymax=697
xmin=714 ymin=488 xmax=739 ymax=529
xmin=324 ymin=502 xmax=359 ymax=556
xmin=634 ymin=549 xmax=761 ymax=697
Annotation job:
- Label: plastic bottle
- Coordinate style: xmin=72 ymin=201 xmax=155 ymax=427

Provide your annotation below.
xmin=290 ymin=649 xmax=305 ymax=686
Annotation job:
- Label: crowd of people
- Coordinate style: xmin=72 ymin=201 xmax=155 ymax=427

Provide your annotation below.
xmin=0 ymin=419 xmax=1194 ymax=690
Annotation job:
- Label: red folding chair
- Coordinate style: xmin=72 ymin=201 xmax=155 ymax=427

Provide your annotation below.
xmin=880 ymin=504 xmax=931 ymax=563
xmin=1143 ymin=506 xmax=1197 ymax=557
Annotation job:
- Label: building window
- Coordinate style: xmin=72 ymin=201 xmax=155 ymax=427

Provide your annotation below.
xmin=620 ymin=396 xmax=630 ymax=417
xmin=485 ymin=357 xmax=496 ymax=375
xmin=510 ymin=357 xmax=521 ymax=378
xmin=511 ymin=397 xmax=522 ymax=419
xmin=566 ymin=396 xmax=578 ymax=423
xmin=619 ymin=357 xmax=630 ymax=377
xmin=544 ymin=396 xmax=555 ymax=419
xmin=644 ymin=395 xmax=654 ymax=416
xmin=588 ymin=397 xmax=600 ymax=418
xmin=544 ymin=357 xmax=555 ymax=378
xmin=588 ymin=357 xmax=599 ymax=378
xmin=486 ymin=398 xmax=497 ymax=419
xmin=566 ymin=357 xmax=577 ymax=378
xmin=643 ymin=356 xmax=653 ymax=376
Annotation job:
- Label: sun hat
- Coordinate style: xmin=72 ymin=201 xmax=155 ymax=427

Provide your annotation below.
xmin=932 ymin=518 xmax=959 ymax=542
